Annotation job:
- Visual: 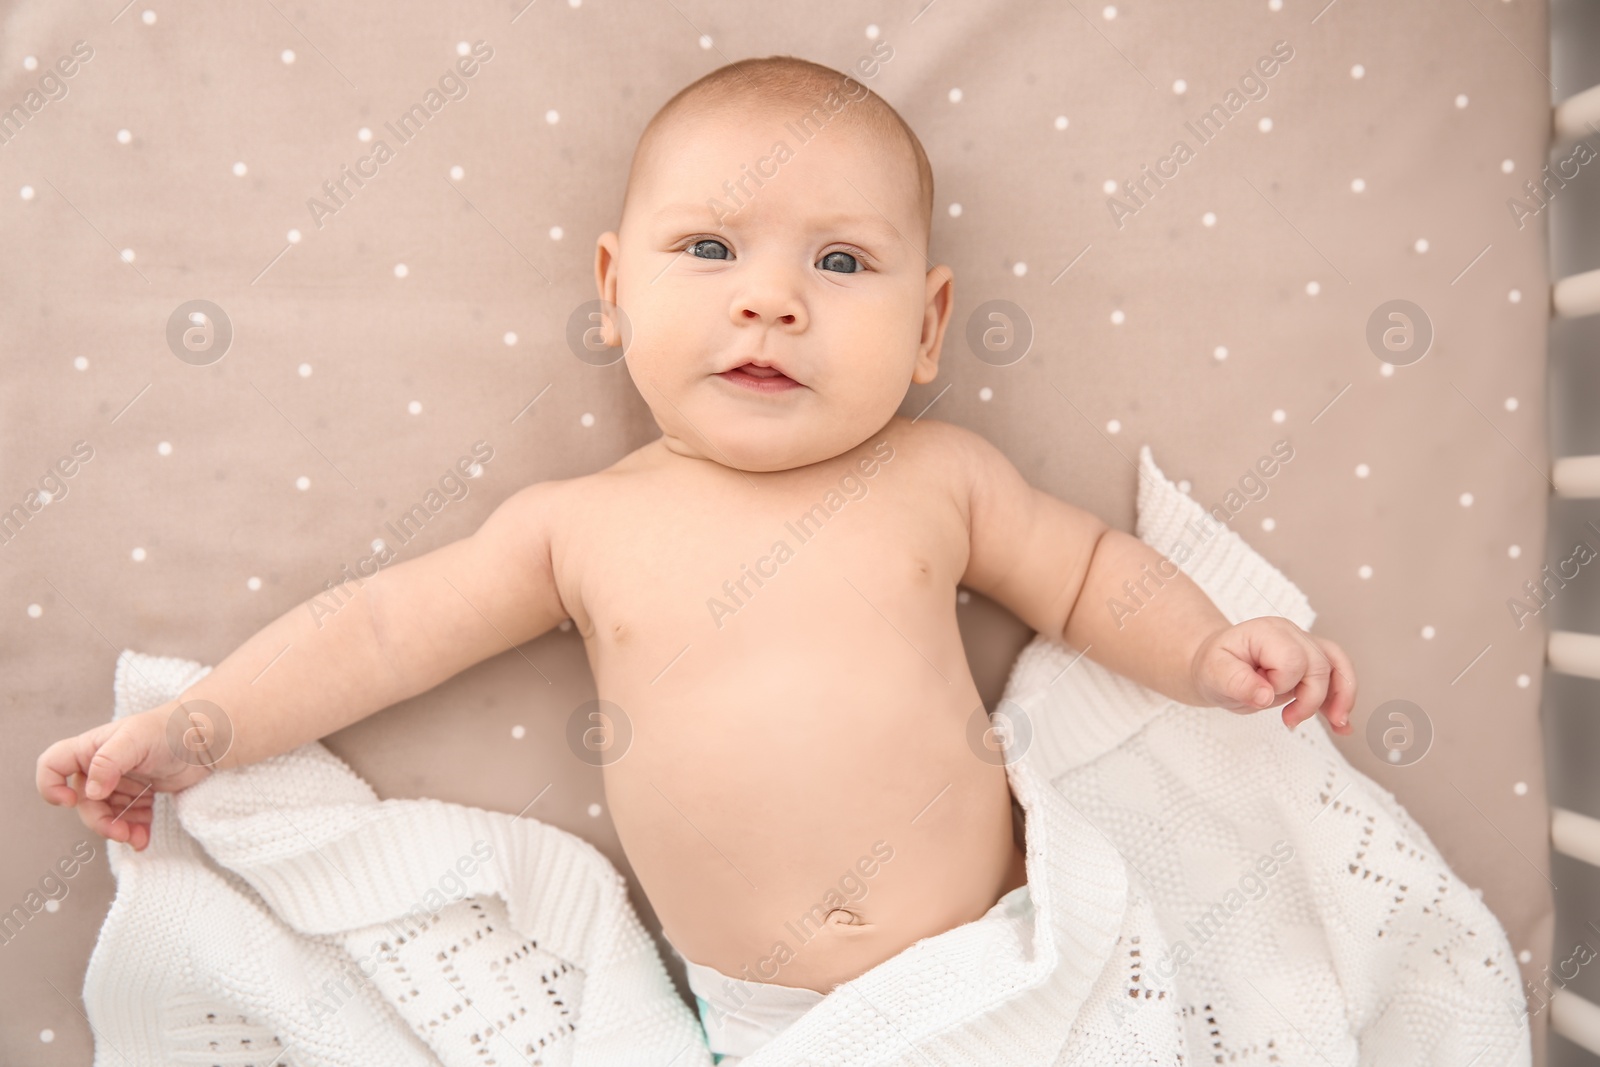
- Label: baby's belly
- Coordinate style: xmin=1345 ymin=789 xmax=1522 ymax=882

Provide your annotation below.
xmin=595 ymin=636 xmax=1025 ymax=995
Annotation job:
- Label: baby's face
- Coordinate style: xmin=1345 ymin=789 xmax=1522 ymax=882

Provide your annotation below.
xmin=596 ymin=105 xmax=953 ymax=473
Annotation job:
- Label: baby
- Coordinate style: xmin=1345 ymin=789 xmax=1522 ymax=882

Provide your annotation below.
xmin=37 ymin=55 xmax=1356 ymax=1063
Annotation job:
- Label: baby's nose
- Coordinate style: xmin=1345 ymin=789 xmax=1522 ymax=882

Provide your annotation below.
xmin=741 ymin=307 xmax=796 ymax=325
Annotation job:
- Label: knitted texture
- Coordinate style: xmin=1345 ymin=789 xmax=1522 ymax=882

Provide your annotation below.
xmin=80 ymin=445 xmax=1531 ymax=1066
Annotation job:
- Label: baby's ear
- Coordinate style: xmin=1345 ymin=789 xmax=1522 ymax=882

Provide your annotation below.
xmin=914 ymin=264 xmax=955 ymax=382
xmin=594 ymin=232 xmax=623 ymax=346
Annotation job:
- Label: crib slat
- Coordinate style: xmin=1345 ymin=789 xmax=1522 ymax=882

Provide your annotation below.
xmin=1553 ymin=457 xmax=1600 ymax=498
xmin=1554 ymin=268 xmax=1600 ymax=318
xmin=1554 ymin=83 xmax=1600 ymax=144
xmin=1553 ymin=989 xmax=1600 ymax=1056
xmin=1549 ymin=631 xmax=1600 ymax=677
xmin=1549 ymin=813 xmax=1600 ymax=1053
xmin=1553 ymin=807 xmax=1600 ymax=867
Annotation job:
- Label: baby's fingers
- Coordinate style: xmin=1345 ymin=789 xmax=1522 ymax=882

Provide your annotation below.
xmin=1281 ymin=647 xmax=1333 ymax=731
xmin=1223 ymin=661 xmax=1276 ymax=711
xmin=107 ymin=803 xmax=154 ymax=851
xmin=35 ymin=723 xmax=118 ymax=806
xmin=76 ymin=783 xmax=153 ymax=846
xmin=1192 ymin=642 xmax=1275 ymax=712
xmin=1318 ymin=639 xmax=1357 ymax=734
xmin=81 ymin=719 xmax=161 ymax=800
xmin=72 ymin=795 xmax=127 ymax=843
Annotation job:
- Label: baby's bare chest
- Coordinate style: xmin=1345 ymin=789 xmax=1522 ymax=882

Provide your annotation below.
xmin=555 ymin=441 xmax=970 ymax=691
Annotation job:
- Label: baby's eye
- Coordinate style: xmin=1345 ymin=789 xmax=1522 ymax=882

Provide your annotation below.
xmin=819 ymin=250 xmax=862 ymax=274
xmin=687 ymin=238 xmax=730 ymax=260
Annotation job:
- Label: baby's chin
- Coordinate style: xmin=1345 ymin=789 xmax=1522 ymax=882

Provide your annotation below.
xmin=702 ymin=428 xmax=854 ymax=474
xmin=660 ymin=400 xmax=885 ymax=473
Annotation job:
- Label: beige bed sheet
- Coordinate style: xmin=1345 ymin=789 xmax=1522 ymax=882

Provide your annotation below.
xmin=1 ymin=0 xmax=1553 ymax=1062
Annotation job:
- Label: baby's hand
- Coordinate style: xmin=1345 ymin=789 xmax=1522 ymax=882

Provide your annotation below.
xmin=35 ymin=704 xmax=218 ymax=851
xmin=1188 ymin=617 xmax=1355 ymax=734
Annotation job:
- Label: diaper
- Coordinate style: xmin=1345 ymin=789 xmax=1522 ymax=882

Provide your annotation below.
xmin=671 ymin=948 xmax=826 ymax=1065
xmin=671 ymin=883 xmax=1033 ymax=1064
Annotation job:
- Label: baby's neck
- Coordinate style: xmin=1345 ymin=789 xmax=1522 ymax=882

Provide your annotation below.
xmin=644 ymin=416 xmax=897 ymax=475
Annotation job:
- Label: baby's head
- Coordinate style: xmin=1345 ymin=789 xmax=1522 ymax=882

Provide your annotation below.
xmin=595 ymin=56 xmax=954 ymax=473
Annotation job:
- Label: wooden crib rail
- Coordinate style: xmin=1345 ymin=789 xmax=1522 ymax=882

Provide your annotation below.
xmin=1553 ymin=83 xmax=1600 ymax=144
xmin=1555 ymin=630 xmax=1600 ymax=681
xmin=1546 ymin=71 xmax=1600 ymax=1049
xmin=1553 ymin=267 xmax=1600 ymax=319
xmin=1552 ymin=457 xmax=1600 ymax=498
xmin=1553 ymin=807 xmax=1600 ymax=867
xmin=1551 ymin=85 xmax=1600 ymax=320
xmin=1550 ymin=809 xmax=1600 ymax=1054
xmin=1549 ymin=631 xmax=1600 ymax=676
xmin=1554 ymin=987 xmax=1600 ymax=1057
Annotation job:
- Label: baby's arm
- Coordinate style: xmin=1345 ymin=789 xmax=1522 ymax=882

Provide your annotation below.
xmin=37 ymin=479 xmax=570 ymax=845
xmin=946 ymin=424 xmax=1354 ymax=732
xmin=188 ymin=479 xmax=570 ymax=770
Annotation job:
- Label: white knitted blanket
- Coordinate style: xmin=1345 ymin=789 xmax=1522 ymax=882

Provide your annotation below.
xmin=83 ymin=446 xmax=1532 ymax=1066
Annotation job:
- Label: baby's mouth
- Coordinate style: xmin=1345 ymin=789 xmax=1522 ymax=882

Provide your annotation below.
xmin=716 ymin=363 xmax=804 ymax=394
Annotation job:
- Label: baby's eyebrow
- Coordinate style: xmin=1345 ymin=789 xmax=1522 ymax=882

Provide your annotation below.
xmin=653 ymin=204 xmax=901 ymax=246
xmin=653 ymin=202 xmax=726 ymax=223
xmin=805 ymin=212 xmax=903 ymax=246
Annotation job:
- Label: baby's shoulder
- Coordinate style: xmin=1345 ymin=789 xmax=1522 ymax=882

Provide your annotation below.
xmin=882 ymin=416 xmax=1001 ymax=482
xmin=887 ymin=415 xmax=984 ymax=452
xmin=508 ymin=441 xmax=668 ymax=532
